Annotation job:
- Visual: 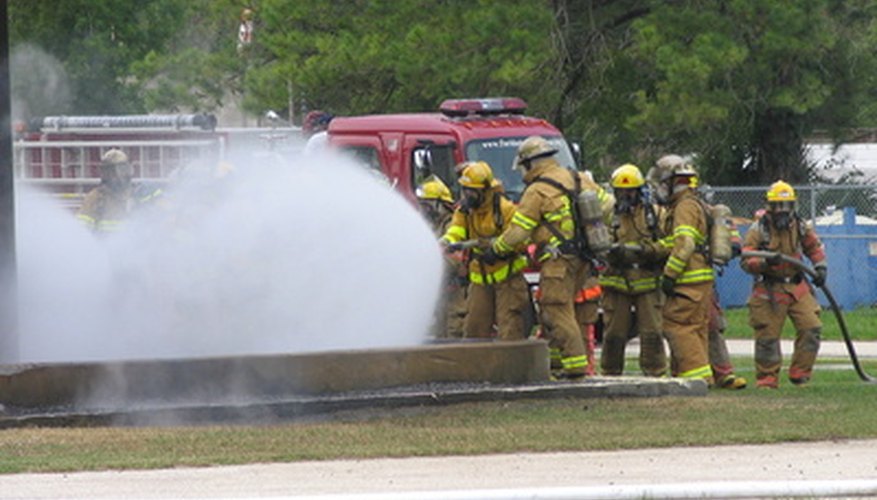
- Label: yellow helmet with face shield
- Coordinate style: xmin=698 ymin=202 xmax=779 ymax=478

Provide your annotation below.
xmin=766 ymin=180 xmax=797 ymax=216
xmin=766 ymin=180 xmax=796 ymax=202
xmin=458 ymin=161 xmax=497 ymax=189
xmin=513 ymin=136 xmax=558 ymax=171
xmin=416 ymin=175 xmax=454 ymax=204
xmin=611 ymin=164 xmax=645 ymax=189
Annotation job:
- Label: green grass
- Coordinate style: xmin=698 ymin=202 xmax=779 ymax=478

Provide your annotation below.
xmin=723 ymin=306 xmax=877 ymax=340
xmin=1 ymin=356 xmax=876 ymax=474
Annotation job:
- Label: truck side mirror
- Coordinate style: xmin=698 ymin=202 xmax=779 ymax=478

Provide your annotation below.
xmin=570 ymin=141 xmax=583 ymax=170
xmin=413 ymin=148 xmax=433 ymax=177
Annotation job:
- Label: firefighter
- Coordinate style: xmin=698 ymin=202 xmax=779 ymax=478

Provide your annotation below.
xmin=302 ymin=110 xmax=334 ymax=138
xmin=490 ymin=136 xmax=612 ymax=379
xmin=644 ymin=155 xmax=714 ymax=385
xmin=440 ymin=162 xmax=530 ymax=340
xmin=740 ymin=180 xmax=827 ymax=388
xmin=708 ymin=216 xmax=748 ymax=389
xmin=77 ymin=149 xmax=135 ymax=234
xmin=417 ymin=175 xmax=466 ymax=338
xmin=575 ymin=274 xmax=602 ymax=375
xmin=599 ymin=164 xmax=667 ymax=377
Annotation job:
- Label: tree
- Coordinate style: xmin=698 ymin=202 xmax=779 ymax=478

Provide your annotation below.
xmin=243 ymin=0 xmax=556 ymax=118
xmin=547 ymin=0 xmax=653 ymax=175
xmin=625 ymin=0 xmax=877 ymax=185
xmin=8 ymin=0 xmax=193 ymax=115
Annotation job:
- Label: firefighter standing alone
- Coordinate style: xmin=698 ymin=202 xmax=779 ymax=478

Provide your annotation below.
xmin=645 ymin=155 xmax=714 ymax=385
xmin=740 ymin=181 xmax=827 ymax=388
xmin=599 ymin=164 xmax=667 ymax=377
xmin=440 ymin=162 xmax=530 ymax=340
xmin=77 ymin=149 xmax=135 ymax=234
xmin=491 ymin=136 xmax=612 ymax=378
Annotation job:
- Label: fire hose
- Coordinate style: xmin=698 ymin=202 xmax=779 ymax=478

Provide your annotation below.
xmin=740 ymin=250 xmax=877 ymax=383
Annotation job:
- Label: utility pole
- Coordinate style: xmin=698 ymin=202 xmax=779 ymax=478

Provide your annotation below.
xmin=0 ymin=0 xmax=18 ymax=362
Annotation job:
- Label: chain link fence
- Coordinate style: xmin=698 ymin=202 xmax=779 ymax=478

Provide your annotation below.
xmin=709 ymin=185 xmax=877 ymax=311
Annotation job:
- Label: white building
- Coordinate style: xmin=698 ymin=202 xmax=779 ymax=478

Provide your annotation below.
xmin=807 ymin=142 xmax=877 ymax=182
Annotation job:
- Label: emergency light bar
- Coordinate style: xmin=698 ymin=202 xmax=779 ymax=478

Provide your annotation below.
xmin=439 ymin=97 xmax=528 ymax=118
xmin=34 ymin=114 xmax=218 ymax=132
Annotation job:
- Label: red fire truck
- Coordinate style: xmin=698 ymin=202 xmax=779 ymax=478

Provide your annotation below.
xmin=13 ymin=114 xmax=300 ymax=210
xmin=327 ymin=97 xmax=580 ymax=200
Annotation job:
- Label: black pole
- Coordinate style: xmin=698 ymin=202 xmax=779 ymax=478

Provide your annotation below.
xmin=0 ymin=0 xmax=17 ymax=362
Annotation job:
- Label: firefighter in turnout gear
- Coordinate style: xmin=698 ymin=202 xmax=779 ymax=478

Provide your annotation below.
xmin=740 ymin=181 xmax=827 ymax=388
xmin=599 ymin=164 xmax=667 ymax=377
xmin=417 ymin=176 xmax=467 ymax=338
xmin=575 ymin=275 xmax=602 ymax=375
xmin=491 ymin=136 xmax=613 ymax=378
xmin=77 ymin=149 xmax=135 ymax=234
xmin=708 ymin=216 xmax=748 ymax=389
xmin=644 ymin=155 xmax=714 ymax=385
xmin=441 ymin=162 xmax=530 ymax=340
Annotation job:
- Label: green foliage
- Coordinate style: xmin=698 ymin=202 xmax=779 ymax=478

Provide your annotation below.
xmin=623 ymin=0 xmax=877 ymax=184
xmin=7 ymin=0 xmax=877 ymax=187
xmin=8 ymin=0 xmax=192 ymax=114
xmin=244 ymin=0 xmax=555 ymax=117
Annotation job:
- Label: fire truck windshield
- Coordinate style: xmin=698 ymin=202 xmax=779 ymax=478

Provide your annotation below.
xmin=464 ymin=136 xmax=576 ymax=200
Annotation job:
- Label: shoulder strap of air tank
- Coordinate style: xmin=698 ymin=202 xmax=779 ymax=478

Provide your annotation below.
xmin=493 ymin=192 xmax=503 ymax=230
xmin=532 ymin=175 xmax=575 ymax=199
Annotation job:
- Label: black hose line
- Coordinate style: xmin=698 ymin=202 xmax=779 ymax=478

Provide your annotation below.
xmin=740 ymin=250 xmax=877 ymax=383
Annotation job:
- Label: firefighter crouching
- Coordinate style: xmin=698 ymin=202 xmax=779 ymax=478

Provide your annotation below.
xmin=440 ymin=162 xmax=530 ymax=340
xmin=599 ymin=164 xmax=667 ymax=377
xmin=417 ymin=176 xmax=467 ymax=338
xmin=77 ymin=149 xmax=135 ymax=234
xmin=644 ymin=155 xmax=714 ymax=385
xmin=490 ymin=136 xmax=612 ymax=379
xmin=740 ymin=181 xmax=827 ymax=388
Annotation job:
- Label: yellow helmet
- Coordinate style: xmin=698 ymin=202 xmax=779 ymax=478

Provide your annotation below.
xmin=416 ymin=175 xmax=454 ymax=203
xmin=611 ymin=164 xmax=645 ymax=189
xmin=458 ymin=161 xmax=496 ymax=189
xmin=766 ymin=180 xmax=796 ymax=202
xmin=514 ymin=136 xmax=558 ymax=170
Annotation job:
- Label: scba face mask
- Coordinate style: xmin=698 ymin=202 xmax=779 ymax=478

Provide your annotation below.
xmin=769 ymin=201 xmax=796 ymax=230
xmin=614 ymin=188 xmax=641 ymax=214
xmin=460 ymin=188 xmax=484 ymax=211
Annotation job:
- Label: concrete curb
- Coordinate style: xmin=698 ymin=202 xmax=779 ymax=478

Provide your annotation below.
xmin=0 ymin=377 xmax=706 ymax=428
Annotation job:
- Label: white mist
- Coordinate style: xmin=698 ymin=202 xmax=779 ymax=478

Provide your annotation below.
xmin=9 ymin=151 xmax=444 ymax=363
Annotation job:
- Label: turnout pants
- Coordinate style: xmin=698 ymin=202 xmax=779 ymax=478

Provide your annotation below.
xmin=663 ymin=281 xmax=713 ymax=384
xmin=539 ymin=256 xmax=589 ymax=377
xmin=708 ymin=291 xmax=737 ymax=384
xmin=748 ymin=287 xmax=822 ymax=384
xmin=600 ymin=289 xmax=666 ymax=377
xmin=464 ymin=273 xmax=530 ymax=340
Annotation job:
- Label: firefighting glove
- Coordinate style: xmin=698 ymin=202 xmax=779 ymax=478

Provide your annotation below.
xmin=731 ymin=243 xmax=742 ymax=259
xmin=446 ymin=242 xmax=464 ymax=253
xmin=764 ymin=253 xmax=782 ymax=268
xmin=812 ymin=264 xmax=828 ymax=287
xmin=660 ymin=275 xmax=676 ymax=297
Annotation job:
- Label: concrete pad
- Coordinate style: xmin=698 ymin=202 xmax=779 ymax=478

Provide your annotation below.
xmin=0 ymin=340 xmax=707 ymax=428
xmin=0 ymin=339 xmax=549 ymax=410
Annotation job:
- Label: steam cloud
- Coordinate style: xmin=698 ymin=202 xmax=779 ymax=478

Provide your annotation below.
xmin=9 ymin=151 xmax=443 ymax=363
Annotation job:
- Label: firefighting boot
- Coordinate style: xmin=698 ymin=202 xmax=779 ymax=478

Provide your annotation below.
xmin=718 ymin=374 xmax=748 ymax=389
xmin=789 ymin=328 xmax=820 ymax=387
xmin=756 ymin=375 xmax=779 ymax=389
